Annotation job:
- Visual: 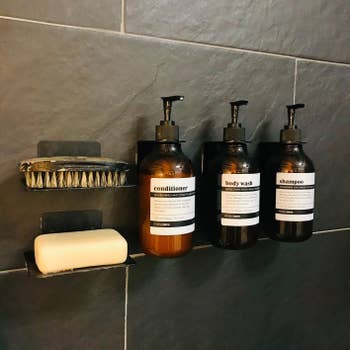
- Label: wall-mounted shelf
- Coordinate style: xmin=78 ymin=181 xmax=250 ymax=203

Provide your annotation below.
xmin=21 ymin=210 xmax=136 ymax=278
xmin=19 ymin=141 xmax=136 ymax=190
xmin=24 ymin=251 xmax=135 ymax=279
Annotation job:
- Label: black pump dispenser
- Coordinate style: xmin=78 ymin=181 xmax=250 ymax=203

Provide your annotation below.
xmin=271 ymin=102 xmax=315 ymax=243
xmin=207 ymin=98 xmax=259 ymax=250
xmin=280 ymin=103 xmax=305 ymax=144
xmin=224 ymin=100 xmax=248 ymax=142
xmin=140 ymin=94 xmax=194 ymax=257
xmin=156 ymin=95 xmax=184 ymax=142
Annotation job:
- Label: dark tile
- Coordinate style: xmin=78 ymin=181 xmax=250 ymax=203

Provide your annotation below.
xmin=126 ymin=0 xmax=350 ymax=63
xmin=128 ymin=231 xmax=350 ymax=350
xmin=0 ymin=0 xmax=121 ymax=31
xmin=0 ymin=19 xmax=294 ymax=264
xmin=0 ymin=268 xmax=126 ymax=350
xmin=296 ymin=61 xmax=350 ymax=230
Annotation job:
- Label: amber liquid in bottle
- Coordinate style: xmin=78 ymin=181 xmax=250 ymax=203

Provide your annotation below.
xmin=209 ymin=143 xmax=259 ymax=249
xmin=271 ymin=143 xmax=314 ymax=241
xmin=139 ymin=143 xmax=194 ymax=257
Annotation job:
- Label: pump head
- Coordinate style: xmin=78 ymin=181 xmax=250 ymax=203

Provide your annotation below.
xmin=280 ymin=103 xmax=305 ymax=143
xmin=224 ymin=100 xmax=248 ymax=142
xmin=156 ymin=95 xmax=184 ymax=142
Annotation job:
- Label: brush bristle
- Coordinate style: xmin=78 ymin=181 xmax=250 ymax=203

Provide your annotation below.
xmin=24 ymin=170 xmax=127 ymax=189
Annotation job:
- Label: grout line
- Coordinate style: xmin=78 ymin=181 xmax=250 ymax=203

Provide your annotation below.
xmin=1 ymin=15 xmax=350 ymax=67
xmin=0 ymin=227 xmax=348 ymax=274
xmin=129 ymin=252 xmax=146 ymax=259
xmin=0 ymin=267 xmax=26 ymax=275
xmin=124 ymin=266 xmax=129 ymax=350
xmin=192 ymin=244 xmax=213 ymax=250
xmin=295 ymin=56 xmax=350 ymax=67
xmin=123 ymin=32 xmax=350 ymax=67
xmin=293 ymin=59 xmax=298 ymax=103
xmin=128 ymin=227 xmax=350 ymax=258
xmin=124 ymin=32 xmax=296 ymax=60
xmin=0 ymin=15 xmax=120 ymax=34
xmin=313 ymin=227 xmax=350 ymax=235
xmin=120 ymin=32 xmax=350 ymax=67
xmin=120 ymin=0 xmax=126 ymax=33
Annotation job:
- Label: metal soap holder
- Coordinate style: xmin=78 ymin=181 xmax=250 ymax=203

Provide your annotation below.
xmin=19 ymin=141 xmax=136 ymax=191
xmin=24 ymin=251 xmax=135 ymax=279
xmin=24 ymin=210 xmax=136 ymax=278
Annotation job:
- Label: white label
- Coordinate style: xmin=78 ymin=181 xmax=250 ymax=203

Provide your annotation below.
xmin=275 ymin=172 xmax=315 ymax=222
xmin=220 ymin=173 xmax=260 ymax=227
xmin=150 ymin=177 xmax=195 ymax=235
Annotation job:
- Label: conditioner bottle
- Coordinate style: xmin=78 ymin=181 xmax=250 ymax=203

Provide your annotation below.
xmin=210 ymin=100 xmax=260 ymax=249
xmin=271 ymin=103 xmax=315 ymax=242
xmin=139 ymin=96 xmax=195 ymax=257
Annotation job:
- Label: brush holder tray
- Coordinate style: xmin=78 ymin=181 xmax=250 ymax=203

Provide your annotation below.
xmin=18 ymin=141 xmax=135 ymax=190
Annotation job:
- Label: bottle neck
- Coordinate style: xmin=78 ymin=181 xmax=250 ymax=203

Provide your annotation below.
xmin=280 ymin=143 xmax=304 ymax=154
xmin=154 ymin=142 xmax=182 ymax=153
xmin=223 ymin=142 xmax=248 ymax=154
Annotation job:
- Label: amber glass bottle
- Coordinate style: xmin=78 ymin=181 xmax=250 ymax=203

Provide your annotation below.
xmin=209 ymin=100 xmax=260 ymax=249
xmin=271 ymin=104 xmax=315 ymax=242
xmin=139 ymin=96 xmax=195 ymax=257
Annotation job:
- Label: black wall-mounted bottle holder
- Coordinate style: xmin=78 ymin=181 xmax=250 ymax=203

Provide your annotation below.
xmin=136 ymin=140 xmax=157 ymax=167
xmin=256 ymin=142 xmax=281 ymax=237
xmin=24 ymin=209 xmax=135 ymax=278
xmin=201 ymin=141 xmax=224 ymax=175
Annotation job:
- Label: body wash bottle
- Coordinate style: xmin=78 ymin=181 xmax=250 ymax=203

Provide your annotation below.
xmin=209 ymin=100 xmax=260 ymax=249
xmin=271 ymin=103 xmax=315 ymax=242
xmin=139 ymin=96 xmax=195 ymax=257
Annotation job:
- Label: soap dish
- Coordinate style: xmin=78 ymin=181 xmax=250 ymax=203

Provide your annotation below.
xmin=24 ymin=251 xmax=135 ymax=278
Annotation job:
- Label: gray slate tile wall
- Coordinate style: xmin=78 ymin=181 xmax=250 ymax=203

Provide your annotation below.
xmin=0 ymin=0 xmax=121 ymax=30
xmin=0 ymin=268 xmax=126 ymax=350
xmin=295 ymin=61 xmax=350 ymax=230
xmin=128 ymin=231 xmax=350 ymax=350
xmin=127 ymin=0 xmax=350 ymax=63
xmin=0 ymin=2 xmax=349 ymax=349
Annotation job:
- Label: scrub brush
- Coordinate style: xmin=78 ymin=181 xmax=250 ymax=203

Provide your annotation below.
xmin=19 ymin=156 xmax=131 ymax=190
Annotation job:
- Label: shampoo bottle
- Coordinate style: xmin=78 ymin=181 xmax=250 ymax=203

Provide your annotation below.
xmin=139 ymin=96 xmax=195 ymax=257
xmin=210 ymin=100 xmax=260 ymax=249
xmin=271 ymin=103 xmax=315 ymax=242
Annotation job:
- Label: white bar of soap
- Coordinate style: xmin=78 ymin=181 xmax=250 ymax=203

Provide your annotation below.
xmin=34 ymin=229 xmax=128 ymax=274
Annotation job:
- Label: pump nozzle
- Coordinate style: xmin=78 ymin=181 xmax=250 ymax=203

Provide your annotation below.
xmin=286 ymin=103 xmax=305 ymax=128
xmin=156 ymin=95 xmax=184 ymax=142
xmin=224 ymin=100 xmax=248 ymax=142
xmin=230 ymin=100 xmax=248 ymax=126
xmin=161 ymin=95 xmax=184 ymax=123
xmin=281 ymin=103 xmax=305 ymax=143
